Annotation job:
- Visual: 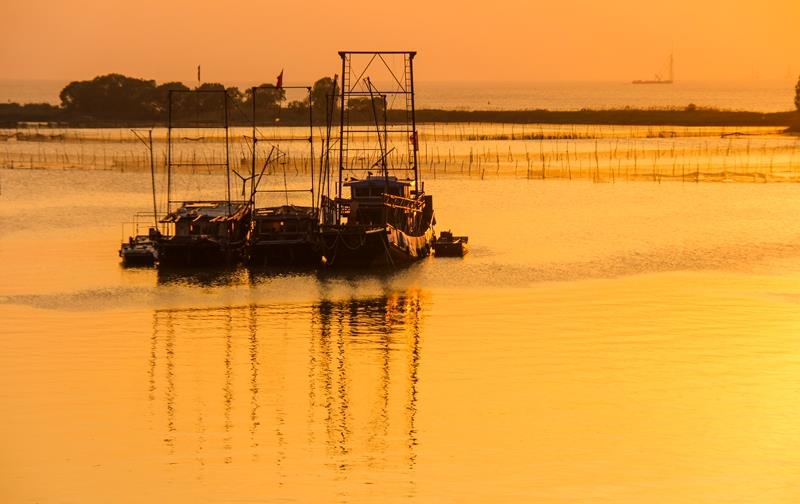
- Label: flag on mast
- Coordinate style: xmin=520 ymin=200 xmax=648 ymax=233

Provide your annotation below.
xmin=197 ymin=65 xmax=201 ymax=84
xmin=276 ymin=70 xmax=283 ymax=89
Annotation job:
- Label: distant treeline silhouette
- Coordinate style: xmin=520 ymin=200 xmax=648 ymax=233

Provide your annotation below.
xmin=1 ymin=73 xmax=340 ymax=127
xmin=1 ymin=73 xmax=799 ymax=128
xmin=791 ymin=75 xmax=800 ymax=131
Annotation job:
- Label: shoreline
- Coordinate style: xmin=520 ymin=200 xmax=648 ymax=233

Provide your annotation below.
xmin=2 ymin=103 xmax=797 ymax=128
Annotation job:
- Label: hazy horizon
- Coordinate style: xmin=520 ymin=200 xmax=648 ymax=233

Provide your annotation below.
xmin=2 ymin=0 xmax=798 ymax=85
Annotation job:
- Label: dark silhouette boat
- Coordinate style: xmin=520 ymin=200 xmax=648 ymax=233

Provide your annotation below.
xmin=432 ymin=230 xmax=468 ymax=257
xmin=119 ymin=231 xmax=159 ymax=266
xmin=155 ymin=89 xmax=252 ymax=268
xmin=249 ymin=205 xmax=320 ymax=266
xmin=245 ymin=85 xmax=323 ymax=267
xmin=322 ymin=175 xmax=434 ymax=267
xmin=158 ymin=201 xmax=250 ymax=267
xmin=319 ymin=51 xmax=435 ymax=268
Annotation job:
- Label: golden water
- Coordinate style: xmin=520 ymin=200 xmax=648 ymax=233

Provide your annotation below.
xmin=3 ymin=168 xmax=800 ymax=502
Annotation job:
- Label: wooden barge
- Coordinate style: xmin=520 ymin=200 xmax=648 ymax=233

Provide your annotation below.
xmin=158 ymin=201 xmax=250 ymax=267
xmin=248 ymin=205 xmax=320 ymax=266
xmin=245 ymin=85 xmax=323 ymax=267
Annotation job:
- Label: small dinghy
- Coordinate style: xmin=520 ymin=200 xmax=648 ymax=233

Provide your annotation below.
xmin=433 ymin=230 xmax=468 ymax=257
xmin=119 ymin=232 xmax=159 ymax=266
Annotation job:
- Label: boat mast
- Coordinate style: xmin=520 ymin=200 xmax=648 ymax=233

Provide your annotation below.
xmin=224 ymin=91 xmax=231 ymax=217
xmin=131 ymin=128 xmax=159 ymax=229
xmin=166 ymin=90 xmax=173 ymax=214
xmin=408 ymin=52 xmax=419 ymax=190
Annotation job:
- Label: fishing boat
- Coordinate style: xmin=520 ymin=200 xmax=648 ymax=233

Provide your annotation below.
xmin=158 ymin=200 xmax=250 ymax=266
xmin=119 ymin=231 xmax=159 ymax=266
xmin=246 ymin=85 xmax=323 ymax=267
xmin=432 ymin=230 xmax=468 ymax=257
xmin=319 ymin=51 xmax=435 ymax=268
xmin=118 ymin=130 xmax=161 ymax=267
xmin=249 ymin=204 xmax=320 ymax=266
xmin=156 ymin=89 xmax=251 ymax=267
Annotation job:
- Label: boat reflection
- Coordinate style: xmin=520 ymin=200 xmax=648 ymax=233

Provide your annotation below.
xmin=146 ymin=290 xmax=424 ymax=481
xmin=156 ymin=266 xmax=251 ymax=288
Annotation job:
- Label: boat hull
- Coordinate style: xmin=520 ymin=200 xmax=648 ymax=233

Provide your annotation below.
xmin=119 ymin=238 xmax=158 ymax=267
xmin=157 ymin=237 xmax=243 ymax=268
xmin=321 ymin=225 xmax=433 ymax=268
xmin=248 ymin=239 xmax=322 ymax=267
xmin=120 ymin=251 xmax=157 ymax=267
xmin=433 ymin=242 xmax=467 ymax=257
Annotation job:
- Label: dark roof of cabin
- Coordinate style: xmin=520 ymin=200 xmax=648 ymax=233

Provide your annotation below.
xmin=160 ymin=201 xmax=249 ymax=223
xmin=344 ymin=176 xmax=413 ymax=188
xmin=253 ymin=205 xmax=316 ymax=219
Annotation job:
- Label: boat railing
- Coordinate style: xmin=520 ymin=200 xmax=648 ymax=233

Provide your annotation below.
xmin=120 ymin=212 xmax=161 ymax=241
xmin=382 ymin=193 xmax=425 ymax=213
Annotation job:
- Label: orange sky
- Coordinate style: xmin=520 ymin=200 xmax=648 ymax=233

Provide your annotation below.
xmin=1 ymin=0 xmax=798 ymax=84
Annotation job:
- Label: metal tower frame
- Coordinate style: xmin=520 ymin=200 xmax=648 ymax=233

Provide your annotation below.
xmin=336 ymin=51 xmax=420 ymax=202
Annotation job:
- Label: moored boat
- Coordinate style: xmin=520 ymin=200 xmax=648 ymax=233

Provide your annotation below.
xmin=245 ymin=84 xmax=323 ymax=267
xmin=119 ymin=231 xmax=159 ymax=266
xmin=432 ymin=230 xmax=468 ymax=257
xmin=319 ymin=51 xmax=435 ymax=268
xmin=158 ymin=201 xmax=250 ymax=267
xmin=321 ymin=175 xmax=433 ymax=267
xmin=249 ymin=205 xmax=321 ymax=266
xmin=155 ymin=89 xmax=251 ymax=268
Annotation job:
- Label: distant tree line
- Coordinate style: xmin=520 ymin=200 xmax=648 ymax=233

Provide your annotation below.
xmin=0 ymin=73 xmax=342 ymax=126
xmin=796 ymin=74 xmax=800 ymax=112
xmin=56 ymin=74 xmax=342 ymax=125
xmin=2 ymin=73 xmax=800 ymax=128
xmin=791 ymin=74 xmax=800 ymax=131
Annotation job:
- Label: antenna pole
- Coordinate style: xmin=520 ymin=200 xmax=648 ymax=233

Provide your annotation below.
xmin=308 ymin=86 xmax=315 ymax=210
xmin=149 ymin=130 xmax=157 ymax=229
xmin=166 ymin=90 xmax=172 ymax=214
xmin=224 ymin=90 xmax=231 ymax=216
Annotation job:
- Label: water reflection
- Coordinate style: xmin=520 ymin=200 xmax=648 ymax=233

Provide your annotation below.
xmin=156 ymin=267 xmax=250 ymax=288
xmin=147 ymin=290 xmax=424 ymax=483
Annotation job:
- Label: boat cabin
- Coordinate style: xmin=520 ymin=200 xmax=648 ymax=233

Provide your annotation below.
xmin=346 ymin=175 xmax=413 ymax=199
xmin=161 ymin=201 xmax=250 ymax=241
xmin=343 ymin=176 xmax=423 ymax=229
xmin=252 ymin=205 xmax=317 ymax=239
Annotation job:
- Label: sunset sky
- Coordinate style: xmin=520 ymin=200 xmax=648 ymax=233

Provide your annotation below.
xmin=2 ymin=0 xmax=798 ymax=84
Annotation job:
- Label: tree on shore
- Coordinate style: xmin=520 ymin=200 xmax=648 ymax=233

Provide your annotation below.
xmin=242 ymin=84 xmax=287 ymax=121
xmin=795 ymin=74 xmax=800 ymax=112
xmin=309 ymin=77 xmax=339 ymax=121
xmin=60 ymin=74 xmax=162 ymax=121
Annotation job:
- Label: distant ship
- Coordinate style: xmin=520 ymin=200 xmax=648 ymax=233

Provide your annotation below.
xmin=632 ymin=53 xmax=674 ymax=84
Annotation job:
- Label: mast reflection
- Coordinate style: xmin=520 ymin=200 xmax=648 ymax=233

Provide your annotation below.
xmin=147 ymin=289 xmax=424 ymax=483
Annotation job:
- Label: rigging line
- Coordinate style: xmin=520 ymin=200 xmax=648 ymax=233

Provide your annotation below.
xmin=321 ymin=77 xmax=338 ymax=212
xmin=283 ymin=153 xmax=290 ymax=205
xmin=232 ymin=88 xmax=283 ymax=157
xmin=364 ymin=78 xmax=388 ymax=177
xmin=376 ymin=53 xmax=406 ymax=91
xmin=348 ymin=53 xmax=379 ymax=93
xmin=248 ymin=146 xmax=277 ymax=207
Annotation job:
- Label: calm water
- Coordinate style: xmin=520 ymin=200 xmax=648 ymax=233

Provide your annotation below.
xmin=3 ymin=168 xmax=800 ymax=502
xmin=1 ymin=79 xmax=795 ymax=112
